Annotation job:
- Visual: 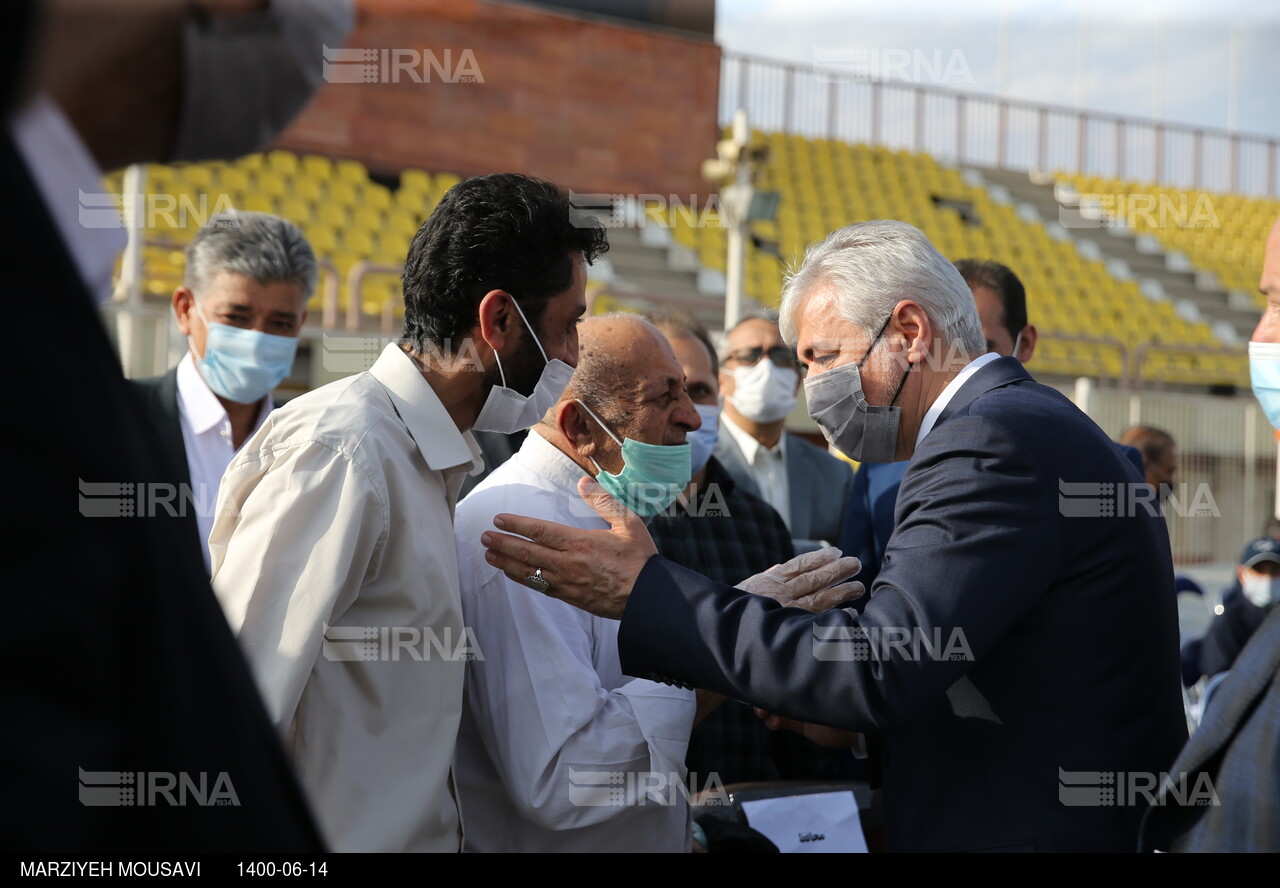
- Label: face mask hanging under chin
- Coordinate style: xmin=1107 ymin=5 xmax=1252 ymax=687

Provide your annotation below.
xmin=576 ymin=400 xmax=691 ymax=518
xmin=471 ymin=297 xmax=574 ymax=435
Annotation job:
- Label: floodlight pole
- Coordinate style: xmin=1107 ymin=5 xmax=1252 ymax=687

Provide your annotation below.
xmin=724 ymin=108 xmax=751 ymax=331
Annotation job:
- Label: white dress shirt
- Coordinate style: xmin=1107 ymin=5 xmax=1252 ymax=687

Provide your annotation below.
xmin=176 ymin=352 xmax=271 ymax=572
xmin=454 ymin=430 xmax=697 ymax=852
xmin=914 ymin=352 xmax=1001 ymax=449
xmin=9 ymin=96 xmax=126 ymax=305
xmin=210 ymin=344 xmax=481 ymax=852
xmin=721 ymin=412 xmax=791 ymax=528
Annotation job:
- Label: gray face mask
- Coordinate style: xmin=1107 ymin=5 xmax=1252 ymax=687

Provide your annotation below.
xmin=170 ymin=0 xmax=354 ymax=162
xmin=803 ymin=314 xmax=908 ymax=463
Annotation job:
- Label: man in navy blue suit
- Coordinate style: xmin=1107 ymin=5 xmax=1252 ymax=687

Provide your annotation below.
xmin=841 ymin=259 xmax=1038 ymax=590
xmin=481 ymin=220 xmax=1188 ymax=852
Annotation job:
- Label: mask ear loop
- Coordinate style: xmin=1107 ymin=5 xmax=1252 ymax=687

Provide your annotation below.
xmin=574 ymin=399 xmax=623 ymax=446
xmin=506 ymin=294 xmax=551 ymax=364
xmin=574 ymin=398 xmax=623 ymax=478
xmin=490 ymin=347 xmax=508 ymax=388
xmin=858 ymin=312 xmax=896 ymax=369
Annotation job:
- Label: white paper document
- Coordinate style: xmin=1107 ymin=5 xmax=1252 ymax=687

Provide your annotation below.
xmin=740 ymin=790 xmax=868 ymax=853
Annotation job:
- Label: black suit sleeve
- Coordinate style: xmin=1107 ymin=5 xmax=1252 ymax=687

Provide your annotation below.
xmin=619 ymin=414 xmax=1059 ymax=732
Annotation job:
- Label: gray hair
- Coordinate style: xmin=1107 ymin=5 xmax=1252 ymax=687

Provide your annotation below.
xmin=779 ymin=220 xmax=985 ymax=357
xmin=184 ymin=211 xmax=318 ymax=299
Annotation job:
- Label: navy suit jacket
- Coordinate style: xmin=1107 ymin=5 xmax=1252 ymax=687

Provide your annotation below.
xmin=1140 ymin=606 xmax=1280 ymax=851
xmin=620 ymin=357 xmax=1188 ymax=851
xmin=714 ymin=426 xmax=853 ymax=554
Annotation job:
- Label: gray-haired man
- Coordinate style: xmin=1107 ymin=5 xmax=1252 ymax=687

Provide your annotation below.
xmin=129 ymin=210 xmax=314 ymax=571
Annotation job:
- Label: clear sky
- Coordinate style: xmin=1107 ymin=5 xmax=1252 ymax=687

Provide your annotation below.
xmin=716 ymin=0 xmax=1280 ymax=140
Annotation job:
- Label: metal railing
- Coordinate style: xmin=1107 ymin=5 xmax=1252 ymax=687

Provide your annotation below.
xmin=720 ymin=51 xmax=1279 ymax=197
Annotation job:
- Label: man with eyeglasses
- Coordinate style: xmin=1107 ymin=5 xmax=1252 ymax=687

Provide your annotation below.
xmin=715 ymin=314 xmax=853 ymax=554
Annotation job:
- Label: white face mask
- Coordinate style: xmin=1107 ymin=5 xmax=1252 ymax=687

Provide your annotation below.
xmin=1242 ymin=571 xmax=1280 ymax=609
xmin=472 ymin=297 xmax=574 ymax=435
xmin=728 ymin=359 xmax=798 ymax=423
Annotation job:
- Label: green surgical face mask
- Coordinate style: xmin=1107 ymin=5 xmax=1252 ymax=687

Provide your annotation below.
xmin=576 ymin=399 xmax=691 ymax=518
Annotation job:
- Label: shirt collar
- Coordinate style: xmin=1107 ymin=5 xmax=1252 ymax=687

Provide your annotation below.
xmin=722 ymin=411 xmax=787 ymax=464
xmin=370 ymin=344 xmax=482 ymax=473
xmin=517 ymin=427 xmax=592 ymax=490
xmin=9 ymin=95 xmax=126 ymax=306
xmin=915 ymin=351 xmax=1002 ymax=449
xmin=177 ymin=351 xmax=273 ymax=435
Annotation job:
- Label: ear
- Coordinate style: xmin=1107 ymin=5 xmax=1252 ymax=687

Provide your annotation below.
xmin=298 ymin=307 xmax=309 ymax=333
xmin=477 ymin=289 xmax=515 ymax=354
xmin=556 ymin=399 xmax=598 ymax=458
xmin=892 ymin=300 xmax=932 ymax=366
xmin=173 ymin=287 xmax=197 ymax=336
xmin=1017 ymin=324 xmax=1038 ymax=363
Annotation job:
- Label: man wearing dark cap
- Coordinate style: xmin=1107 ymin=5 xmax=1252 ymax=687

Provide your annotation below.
xmin=1199 ymin=538 xmax=1280 ymax=678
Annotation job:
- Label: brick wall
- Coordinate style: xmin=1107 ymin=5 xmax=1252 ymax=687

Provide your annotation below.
xmin=275 ymin=0 xmax=721 ymax=198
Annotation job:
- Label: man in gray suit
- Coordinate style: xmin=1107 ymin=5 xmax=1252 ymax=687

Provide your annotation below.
xmin=715 ymin=314 xmax=852 ymax=553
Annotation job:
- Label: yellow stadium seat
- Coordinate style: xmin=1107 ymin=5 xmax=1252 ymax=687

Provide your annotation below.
xmin=316 ymin=204 xmax=347 ymax=228
xmin=350 ymin=211 xmax=383 ymax=239
xmin=328 ymin=180 xmax=359 ymax=206
xmin=267 ymin=150 xmax=299 ymax=176
xmin=302 ymin=155 xmax=334 ymax=180
xmin=400 ymin=169 xmax=432 ymax=193
xmin=335 ymin=159 xmax=368 ymax=185
xmin=255 ymin=170 xmax=288 ymax=199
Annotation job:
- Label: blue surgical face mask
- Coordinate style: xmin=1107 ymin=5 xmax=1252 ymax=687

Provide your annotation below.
xmin=576 ymin=399 xmax=691 ymax=518
xmin=1249 ymin=341 xmax=1280 ymax=430
xmin=688 ymin=403 xmax=720 ymax=475
xmin=193 ymin=303 xmax=298 ymax=404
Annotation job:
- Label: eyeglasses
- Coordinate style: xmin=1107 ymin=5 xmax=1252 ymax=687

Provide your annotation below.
xmin=724 ymin=345 xmax=799 ymax=369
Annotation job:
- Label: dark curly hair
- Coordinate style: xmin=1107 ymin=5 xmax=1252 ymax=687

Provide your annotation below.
xmin=399 ymin=173 xmax=608 ymax=353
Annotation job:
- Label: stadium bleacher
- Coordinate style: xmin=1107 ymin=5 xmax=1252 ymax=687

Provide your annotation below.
xmin=103 ymin=133 xmax=1259 ymax=388
xmin=1058 ymin=172 xmax=1279 ymax=308
xmin=670 ymin=131 xmax=1251 ymax=387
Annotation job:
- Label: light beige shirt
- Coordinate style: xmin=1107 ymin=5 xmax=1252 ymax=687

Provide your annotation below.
xmin=209 ymin=344 xmax=482 ymax=852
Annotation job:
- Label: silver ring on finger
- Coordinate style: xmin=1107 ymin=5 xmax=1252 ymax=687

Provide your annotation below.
xmin=525 ymin=567 xmax=551 ymax=593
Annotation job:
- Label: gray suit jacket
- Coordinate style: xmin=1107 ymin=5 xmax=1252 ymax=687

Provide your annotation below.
xmin=714 ymin=423 xmax=853 ymax=553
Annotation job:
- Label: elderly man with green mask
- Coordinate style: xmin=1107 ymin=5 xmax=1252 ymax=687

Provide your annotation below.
xmin=452 ymin=313 xmax=710 ymax=852
xmin=453 ymin=313 xmax=858 ymax=852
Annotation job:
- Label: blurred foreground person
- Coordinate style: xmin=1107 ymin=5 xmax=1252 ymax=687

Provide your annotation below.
xmin=1141 ymin=218 xmax=1280 ymax=852
xmin=3 ymin=0 xmax=349 ymax=852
